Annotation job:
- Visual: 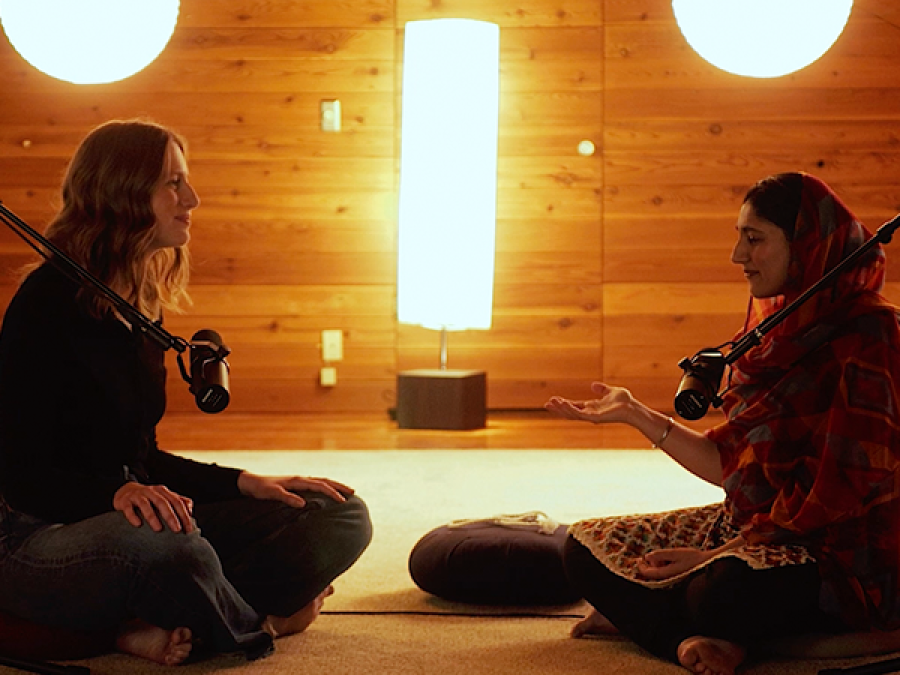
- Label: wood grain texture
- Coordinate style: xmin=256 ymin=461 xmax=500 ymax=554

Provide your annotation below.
xmin=0 ymin=0 xmax=896 ymax=417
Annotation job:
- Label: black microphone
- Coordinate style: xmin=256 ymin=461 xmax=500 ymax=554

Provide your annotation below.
xmin=674 ymin=349 xmax=726 ymax=420
xmin=189 ymin=329 xmax=231 ymax=413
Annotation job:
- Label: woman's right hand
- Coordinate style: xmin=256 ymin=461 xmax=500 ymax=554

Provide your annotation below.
xmin=637 ymin=547 xmax=712 ymax=580
xmin=113 ymin=482 xmax=195 ymax=533
xmin=544 ymin=382 xmax=637 ymax=425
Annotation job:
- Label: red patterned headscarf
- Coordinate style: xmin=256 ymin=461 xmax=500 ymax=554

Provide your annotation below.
xmin=732 ymin=173 xmax=889 ymax=382
xmin=707 ymin=173 xmax=900 ymax=629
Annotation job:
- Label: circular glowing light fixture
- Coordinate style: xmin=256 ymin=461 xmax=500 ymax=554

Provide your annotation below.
xmin=0 ymin=0 xmax=179 ymax=84
xmin=673 ymin=0 xmax=853 ymax=78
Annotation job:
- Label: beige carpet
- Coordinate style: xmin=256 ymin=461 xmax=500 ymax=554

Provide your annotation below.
xmin=1 ymin=449 xmax=895 ymax=675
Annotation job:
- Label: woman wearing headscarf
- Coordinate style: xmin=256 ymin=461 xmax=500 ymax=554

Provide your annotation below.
xmin=546 ymin=173 xmax=900 ymax=675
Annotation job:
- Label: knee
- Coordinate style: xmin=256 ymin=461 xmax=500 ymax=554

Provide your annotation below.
xmin=327 ymin=495 xmax=373 ymax=558
xmin=266 ymin=492 xmax=372 ymax=565
xmin=302 ymin=494 xmax=373 ymax=575
xmin=167 ymin=530 xmax=222 ymax=571
xmin=346 ymin=495 xmax=372 ymax=536
xmin=562 ymin=535 xmax=597 ymax=587
xmin=684 ymin=558 xmax=754 ymax=627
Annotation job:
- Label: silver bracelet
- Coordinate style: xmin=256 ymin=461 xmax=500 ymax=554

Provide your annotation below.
xmin=652 ymin=416 xmax=675 ymax=449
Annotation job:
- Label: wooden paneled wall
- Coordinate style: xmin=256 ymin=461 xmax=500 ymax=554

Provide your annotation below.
xmin=602 ymin=0 xmax=900 ymax=410
xmin=0 ymin=0 xmax=898 ymax=417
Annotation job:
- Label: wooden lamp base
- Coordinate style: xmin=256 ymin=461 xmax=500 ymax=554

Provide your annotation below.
xmin=396 ymin=369 xmax=487 ymax=430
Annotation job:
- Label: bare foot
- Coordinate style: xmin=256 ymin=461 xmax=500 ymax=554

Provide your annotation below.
xmin=116 ymin=619 xmax=193 ymax=666
xmin=677 ymin=636 xmax=746 ymax=675
xmin=264 ymin=584 xmax=335 ymax=638
xmin=571 ymin=609 xmax=620 ymax=638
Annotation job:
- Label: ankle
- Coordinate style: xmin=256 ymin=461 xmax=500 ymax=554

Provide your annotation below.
xmin=261 ymin=617 xmax=280 ymax=639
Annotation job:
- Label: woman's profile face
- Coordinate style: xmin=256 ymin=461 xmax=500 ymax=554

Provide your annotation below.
xmin=730 ymin=202 xmax=791 ymax=298
xmin=149 ymin=139 xmax=200 ymax=251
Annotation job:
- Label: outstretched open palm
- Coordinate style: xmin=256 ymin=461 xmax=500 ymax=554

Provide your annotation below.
xmin=545 ymin=382 xmax=635 ymax=425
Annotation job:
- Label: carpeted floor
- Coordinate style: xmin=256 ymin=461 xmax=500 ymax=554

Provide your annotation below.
xmin=1 ymin=449 xmax=896 ymax=675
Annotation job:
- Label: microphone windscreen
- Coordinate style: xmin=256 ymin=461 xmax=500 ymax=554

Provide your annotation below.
xmin=191 ymin=329 xmax=223 ymax=345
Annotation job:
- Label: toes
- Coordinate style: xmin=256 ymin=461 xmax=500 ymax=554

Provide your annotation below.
xmin=165 ymin=627 xmax=193 ymax=666
xmin=173 ymin=626 xmax=193 ymax=642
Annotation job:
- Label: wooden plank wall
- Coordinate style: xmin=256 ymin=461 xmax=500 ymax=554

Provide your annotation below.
xmin=603 ymin=0 xmax=900 ymax=409
xmin=0 ymin=0 xmax=897 ymax=418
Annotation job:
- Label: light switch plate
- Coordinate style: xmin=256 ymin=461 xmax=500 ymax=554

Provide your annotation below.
xmin=320 ymin=99 xmax=341 ymax=132
xmin=322 ymin=329 xmax=343 ymax=361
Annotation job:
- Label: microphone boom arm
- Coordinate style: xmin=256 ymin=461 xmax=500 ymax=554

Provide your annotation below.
xmin=0 ymin=201 xmax=200 ymax=387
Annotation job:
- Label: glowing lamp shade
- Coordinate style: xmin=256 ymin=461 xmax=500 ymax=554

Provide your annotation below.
xmin=673 ymin=0 xmax=853 ymax=78
xmin=0 ymin=0 xmax=179 ymax=84
xmin=397 ymin=19 xmax=500 ymax=334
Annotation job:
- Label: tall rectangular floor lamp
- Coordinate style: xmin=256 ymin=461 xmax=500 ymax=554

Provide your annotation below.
xmin=394 ymin=19 xmax=500 ymax=430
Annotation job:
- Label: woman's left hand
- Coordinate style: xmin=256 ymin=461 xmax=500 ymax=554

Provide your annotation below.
xmin=237 ymin=471 xmax=354 ymax=508
xmin=636 ymin=547 xmax=712 ymax=580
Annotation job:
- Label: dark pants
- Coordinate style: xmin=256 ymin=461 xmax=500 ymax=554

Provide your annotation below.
xmin=193 ymin=492 xmax=372 ymax=617
xmin=563 ymin=536 xmax=843 ymax=663
xmin=0 ymin=491 xmax=372 ymax=658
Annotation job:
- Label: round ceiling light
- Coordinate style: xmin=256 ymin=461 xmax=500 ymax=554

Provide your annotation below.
xmin=0 ymin=0 xmax=179 ymax=84
xmin=672 ymin=0 xmax=853 ymax=78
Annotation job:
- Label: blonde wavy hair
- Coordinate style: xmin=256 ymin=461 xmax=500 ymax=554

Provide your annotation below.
xmin=41 ymin=119 xmax=191 ymax=319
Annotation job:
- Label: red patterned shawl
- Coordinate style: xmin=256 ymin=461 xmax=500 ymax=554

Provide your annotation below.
xmin=706 ymin=174 xmax=900 ymax=629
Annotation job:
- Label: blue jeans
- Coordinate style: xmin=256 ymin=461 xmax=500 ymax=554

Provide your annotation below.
xmin=0 ymin=492 xmax=372 ymax=658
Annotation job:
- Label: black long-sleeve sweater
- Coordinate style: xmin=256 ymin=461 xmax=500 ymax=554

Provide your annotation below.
xmin=0 ymin=262 xmax=242 ymax=524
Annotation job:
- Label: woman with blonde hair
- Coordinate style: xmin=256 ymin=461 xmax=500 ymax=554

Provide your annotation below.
xmin=0 ymin=119 xmax=371 ymax=665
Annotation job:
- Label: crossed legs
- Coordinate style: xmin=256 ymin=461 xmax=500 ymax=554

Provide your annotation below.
xmin=563 ymin=536 xmax=837 ymax=675
xmin=0 ymin=492 xmax=372 ymax=664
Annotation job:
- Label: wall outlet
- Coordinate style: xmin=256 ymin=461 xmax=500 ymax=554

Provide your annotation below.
xmin=320 ymin=366 xmax=337 ymax=387
xmin=321 ymin=329 xmax=343 ymax=362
